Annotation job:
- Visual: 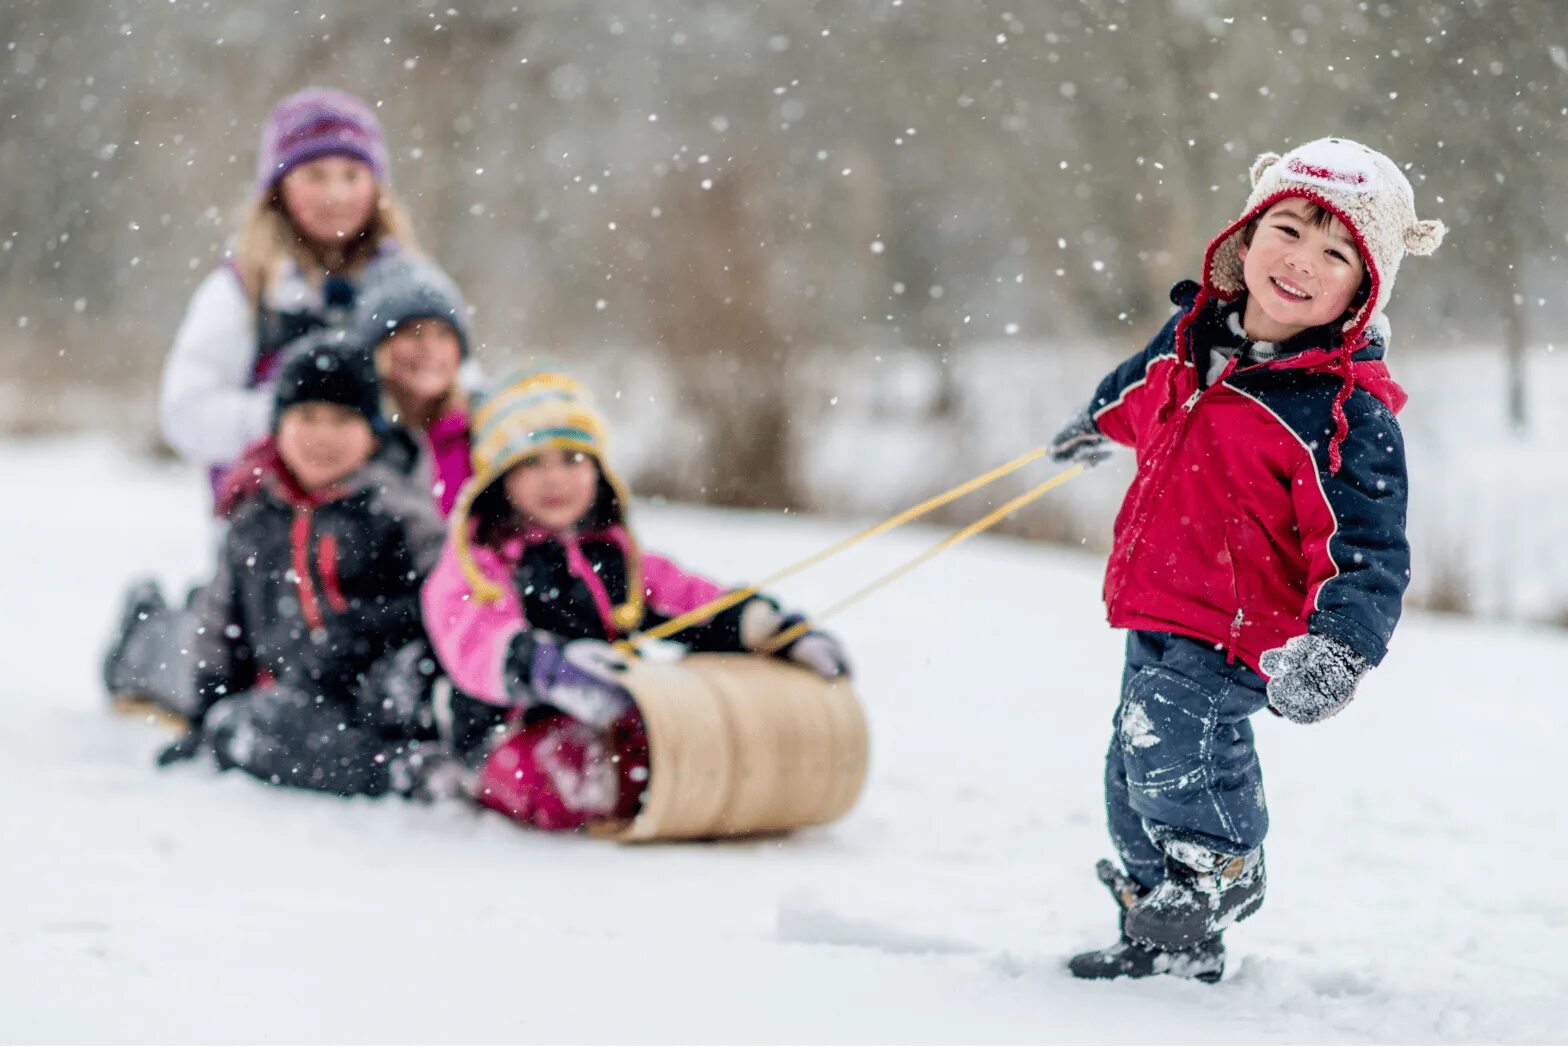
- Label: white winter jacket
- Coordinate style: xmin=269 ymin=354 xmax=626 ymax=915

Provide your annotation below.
xmin=159 ymin=250 xmax=411 ymax=467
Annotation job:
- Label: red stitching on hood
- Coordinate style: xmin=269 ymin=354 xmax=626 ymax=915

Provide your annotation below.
xmin=1286 ymin=159 xmax=1368 ymax=187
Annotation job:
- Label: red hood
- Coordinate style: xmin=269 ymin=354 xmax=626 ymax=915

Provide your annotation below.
xmin=1268 ymin=345 xmax=1409 ymax=417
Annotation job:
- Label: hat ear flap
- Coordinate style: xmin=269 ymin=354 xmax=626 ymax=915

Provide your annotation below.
xmin=1404 ymin=218 xmax=1447 ymax=256
xmin=1250 ymin=152 xmax=1283 ymax=187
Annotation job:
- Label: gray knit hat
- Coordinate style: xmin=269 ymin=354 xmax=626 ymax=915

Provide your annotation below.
xmin=1205 ymin=137 xmax=1446 ymax=341
xmin=354 ymin=256 xmax=471 ymax=357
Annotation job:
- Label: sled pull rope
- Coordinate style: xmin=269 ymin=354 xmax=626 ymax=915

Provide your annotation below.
xmin=616 ymin=446 xmax=1052 ymax=654
xmin=756 ymin=462 xmax=1086 ymax=652
xmin=616 ymin=449 xmax=1082 ymax=654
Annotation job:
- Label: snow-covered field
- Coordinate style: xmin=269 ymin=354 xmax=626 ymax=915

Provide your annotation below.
xmin=3 ymin=437 xmax=1565 ymax=1043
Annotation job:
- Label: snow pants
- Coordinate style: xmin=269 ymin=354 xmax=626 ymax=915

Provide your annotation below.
xmin=472 ymin=711 xmax=649 ymax=832
xmin=201 ymin=641 xmax=442 ymax=798
xmin=1106 ymin=630 xmax=1270 ymax=889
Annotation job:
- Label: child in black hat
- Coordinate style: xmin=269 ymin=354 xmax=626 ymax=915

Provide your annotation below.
xmin=150 ymin=332 xmax=465 ymax=800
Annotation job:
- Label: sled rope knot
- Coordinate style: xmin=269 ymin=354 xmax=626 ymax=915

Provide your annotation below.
xmin=617 ymin=450 xmax=1086 ymax=655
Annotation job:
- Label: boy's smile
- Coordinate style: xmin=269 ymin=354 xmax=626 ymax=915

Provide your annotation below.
xmin=276 ymin=402 xmax=376 ymax=492
xmin=1237 ymin=198 xmax=1367 ymax=343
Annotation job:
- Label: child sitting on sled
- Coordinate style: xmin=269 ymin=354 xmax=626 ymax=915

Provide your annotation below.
xmin=353 ymin=254 xmax=477 ymax=516
xmin=1045 ymin=138 xmax=1444 ymax=983
xmin=156 ymin=333 xmax=464 ymax=800
xmin=420 ymin=367 xmax=849 ymax=831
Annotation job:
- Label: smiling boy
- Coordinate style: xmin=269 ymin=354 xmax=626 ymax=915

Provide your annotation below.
xmin=1046 ymin=138 xmax=1445 ymax=981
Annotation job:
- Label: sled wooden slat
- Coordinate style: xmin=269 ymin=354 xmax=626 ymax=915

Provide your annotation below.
xmin=592 ymin=654 xmax=869 ymax=842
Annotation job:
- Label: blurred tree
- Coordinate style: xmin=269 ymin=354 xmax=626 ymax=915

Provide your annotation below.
xmin=2 ymin=0 xmax=1563 ymax=483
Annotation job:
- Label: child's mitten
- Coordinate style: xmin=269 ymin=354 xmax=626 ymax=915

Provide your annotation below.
xmin=156 ymin=728 xmax=204 ymax=767
xmin=519 ymin=637 xmax=635 ymax=729
xmin=740 ymin=601 xmax=852 ymax=679
xmin=780 ymin=621 xmax=852 ymax=679
xmin=1258 ymin=633 xmax=1367 ymax=724
xmin=1047 ymin=406 xmax=1112 ymax=466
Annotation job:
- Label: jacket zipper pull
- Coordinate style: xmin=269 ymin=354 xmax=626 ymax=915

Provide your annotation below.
xmin=1226 ymin=608 xmax=1245 ymax=665
xmin=1183 ymin=389 xmax=1202 ymax=412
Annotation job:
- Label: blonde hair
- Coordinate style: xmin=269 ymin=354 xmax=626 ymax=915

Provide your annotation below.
xmin=233 ymin=185 xmax=420 ymax=304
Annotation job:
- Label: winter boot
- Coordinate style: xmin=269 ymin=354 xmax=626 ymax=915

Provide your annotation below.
xmin=388 ymin=745 xmax=476 ymax=803
xmin=1068 ymin=859 xmax=1226 ymax=984
xmin=1123 ymin=840 xmax=1264 ymax=950
xmin=103 ymin=577 xmax=166 ymax=698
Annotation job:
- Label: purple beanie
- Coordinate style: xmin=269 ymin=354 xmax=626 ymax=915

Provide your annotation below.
xmin=255 ymin=87 xmax=388 ymax=197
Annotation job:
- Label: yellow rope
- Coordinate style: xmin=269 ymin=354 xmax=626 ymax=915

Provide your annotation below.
xmin=756 ymin=463 xmax=1087 ymax=652
xmin=617 ymin=449 xmax=1083 ymax=655
xmin=615 ymin=446 xmax=1050 ymax=654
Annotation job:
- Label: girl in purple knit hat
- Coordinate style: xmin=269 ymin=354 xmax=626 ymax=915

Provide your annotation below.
xmin=158 ymin=87 xmax=458 ymax=497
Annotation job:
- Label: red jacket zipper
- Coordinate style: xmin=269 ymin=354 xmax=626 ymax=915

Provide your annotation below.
xmin=290 ymin=509 xmax=326 ymax=632
xmin=317 ymin=532 xmax=349 ymax=613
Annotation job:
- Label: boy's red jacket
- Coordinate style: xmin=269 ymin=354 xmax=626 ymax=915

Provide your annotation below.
xmin=1088 ymin=280 xmax=1410 ymax=673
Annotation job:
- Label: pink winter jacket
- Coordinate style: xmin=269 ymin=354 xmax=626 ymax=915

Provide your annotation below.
xmin=421 ymin=526 xmax=736 ymax=706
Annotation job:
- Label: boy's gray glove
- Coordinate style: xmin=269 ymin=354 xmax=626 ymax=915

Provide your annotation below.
xmin=1047 ymin=407 xmax=1112 ymax=466
xmin=1258 ymin=633 xmax=1368 ymax=724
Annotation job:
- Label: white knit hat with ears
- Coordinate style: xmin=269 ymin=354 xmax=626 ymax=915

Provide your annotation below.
xmin=1204 ymin=137 xmax=1447 ymax=342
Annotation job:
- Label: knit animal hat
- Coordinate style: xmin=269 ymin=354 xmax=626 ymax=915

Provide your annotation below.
xmin=255 ymin=87 xmax=389 ymax=198
xmin=271 ymin=329 xmax=381 ymax=429
xmin=353 ymin=256 xmax=471 ymax=357
xmin=1205 ymin=137 xmax=1446 ymax=343
xmin=447 ymin=367 xmax=644 ymax=627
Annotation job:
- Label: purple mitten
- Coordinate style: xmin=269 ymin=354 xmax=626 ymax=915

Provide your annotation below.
xmin=528 ymin=638 xmax=635 ymax=729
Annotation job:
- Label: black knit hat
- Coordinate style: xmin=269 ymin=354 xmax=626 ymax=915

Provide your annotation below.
xmin=353 ymin=256 xmax=470 ymax=357
xmin=271 ymin=329 xmax=381 ymax=429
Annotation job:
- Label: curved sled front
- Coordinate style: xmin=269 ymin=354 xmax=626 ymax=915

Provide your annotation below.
xmin=593 ymin=654 xmax=869 ymax=842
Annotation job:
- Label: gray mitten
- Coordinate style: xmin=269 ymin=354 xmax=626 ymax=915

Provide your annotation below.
xmin=1258 ymin=633 xmax=1367 ymax=724
xmin=1047 ymin=406 xmax=1111 ymax=466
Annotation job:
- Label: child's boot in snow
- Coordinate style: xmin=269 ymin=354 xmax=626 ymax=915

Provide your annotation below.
xmin=1124 ymin=840 xmax=1264 ymax=949
xmin=1068 ymin=859 xmax=1226 ymax=984
xmin=102 ymin=577 xmax=166 ymax=698
xmin=389 ymin=746 xmax=475 ymax=803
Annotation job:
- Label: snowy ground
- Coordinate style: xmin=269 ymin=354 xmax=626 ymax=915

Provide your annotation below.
xmin=2 ymin=437 xmax=1565 ymax=1043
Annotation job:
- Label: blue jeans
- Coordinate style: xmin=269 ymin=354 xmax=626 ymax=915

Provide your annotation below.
xmin=1106 ymin=631 xmax=1270 ymax=888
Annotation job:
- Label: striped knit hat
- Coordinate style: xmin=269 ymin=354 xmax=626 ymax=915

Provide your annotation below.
xmin=255 ymin=87 xmax=389 ymax=198
xmin=447 ymin=367 xmax=643 ymax=627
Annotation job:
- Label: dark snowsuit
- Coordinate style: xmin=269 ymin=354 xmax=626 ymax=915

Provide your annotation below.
xmin=186 ymin=431 xmax=447 ymax=796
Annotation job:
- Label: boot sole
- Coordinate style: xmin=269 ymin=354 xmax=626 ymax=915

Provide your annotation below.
xmin=1067 ymin=955 xmax=1225 ymax=984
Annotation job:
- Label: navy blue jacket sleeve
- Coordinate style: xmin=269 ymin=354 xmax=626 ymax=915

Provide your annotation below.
xmin=1300 ymin=397 xmax=1411 ymax=665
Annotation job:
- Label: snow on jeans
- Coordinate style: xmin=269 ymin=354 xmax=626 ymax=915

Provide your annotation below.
xmin=1105 ymin=630 xmax=1270 ymax=889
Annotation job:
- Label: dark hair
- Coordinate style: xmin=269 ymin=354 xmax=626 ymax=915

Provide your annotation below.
xmin=469 ymin=456 xmax=621 ymax=547
xmin=1242 ymin=199 xmax=1373 ymax=315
